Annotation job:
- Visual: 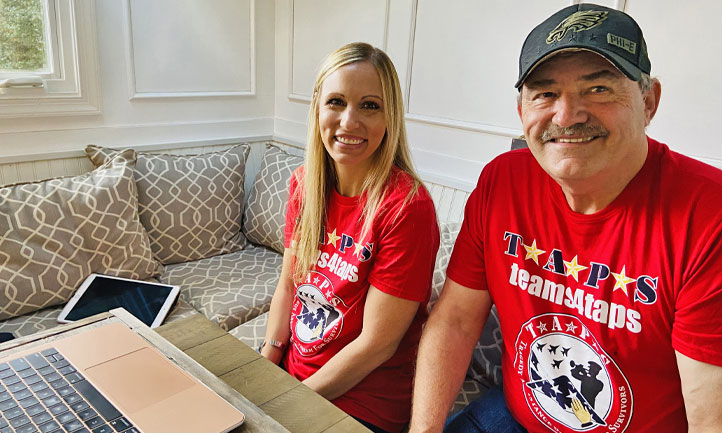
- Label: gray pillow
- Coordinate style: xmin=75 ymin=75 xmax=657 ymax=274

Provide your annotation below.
xmin=243 ymin=145 xmax=303 ymax=254
xmin=0 ymin=150 xmax=163 ymax=320
xmin=467 ymin=305 xmax=503 ymax=387
xmin=429 ymin=221 xmax=461 ymax=311
xmin=85 ymin=144 xmax=250 ymax=265
xmin=428 ymin=221 xmax=503 ymax=387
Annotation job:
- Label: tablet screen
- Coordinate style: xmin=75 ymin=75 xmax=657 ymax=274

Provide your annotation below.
xmin=64 ymin=276 xmax=176 ymax=327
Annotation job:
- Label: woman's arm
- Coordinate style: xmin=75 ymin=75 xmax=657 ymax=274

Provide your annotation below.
xmin=261 ymin=248 xmax=295 ymax=364
xmin=302 ymin=284 xmax=420 ymax=400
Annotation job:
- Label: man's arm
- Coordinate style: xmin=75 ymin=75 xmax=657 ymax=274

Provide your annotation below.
xmin=676 ymin=351 xmax=722 ymax=432
xmin=409 ymin=278 xmax=493 ymax=433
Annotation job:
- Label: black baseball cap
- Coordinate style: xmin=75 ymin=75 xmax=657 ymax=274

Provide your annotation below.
xmin=515 ymin=4 xmax=650 ymax=88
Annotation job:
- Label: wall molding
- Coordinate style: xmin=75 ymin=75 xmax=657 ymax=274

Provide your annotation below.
xmin=571 ymin=0 xmax=627 ymax=9
xmin=287 ymin=0 xmax=391 ymax=102
xmin=0 ymin=117 xmax=273 ymax=164
xmin=402 ymin=1 xmax=523 ymax=140
xmin=122 ymin=0 xmax=257 ymax=100
xmin=403 ymin=0 xmax=419 ymax=111
xmin=274 ymin=117 xmax=308 ymax=145
xmin=406 ymin=113 xmax=522 ymax=138
xmin=413 ymin=148 xmax=480 ymax=192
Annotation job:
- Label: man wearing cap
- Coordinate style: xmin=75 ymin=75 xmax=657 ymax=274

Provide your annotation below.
xmin=410 ymin=4 xmax=722 ymax=433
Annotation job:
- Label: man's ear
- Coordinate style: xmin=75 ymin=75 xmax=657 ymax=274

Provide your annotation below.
xmin=644 ymin=79 xmax=662 ymax=126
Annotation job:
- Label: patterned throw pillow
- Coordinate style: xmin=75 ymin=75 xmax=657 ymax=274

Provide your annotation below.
xmin=243 ymin=145 xmax=303 ymax=254
xmin=428 ymin=221 xmax=504 ymax=387
xmin=429 ymin=221 xmax=461 ymax=311
xmin=85 ymin=144 xmax=250 ymax=265
xmin=0 ymin=150 xmax=163 ymax=320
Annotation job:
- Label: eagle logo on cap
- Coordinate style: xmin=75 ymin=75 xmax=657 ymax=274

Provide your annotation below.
xmin=546 ymin=10 xmax=608 ymax=44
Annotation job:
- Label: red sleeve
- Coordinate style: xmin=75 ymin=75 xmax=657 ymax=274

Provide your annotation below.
xmin=283 ymin=167 xmax=303 ymax=248
xmin=671 ymin=223 xmax=722 ymax=367
xmin=445 ymin=170 xmax=489 ymax=291
xmin=367 ymin=192 xmax=439 ymax=302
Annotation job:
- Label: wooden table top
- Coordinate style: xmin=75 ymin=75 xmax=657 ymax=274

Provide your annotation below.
xmin=157 ymin=314 xmax=370 ymax=433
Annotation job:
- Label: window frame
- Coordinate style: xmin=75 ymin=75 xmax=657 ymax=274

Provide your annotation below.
xmin=0 ymin=0 xmax=101 ymax=117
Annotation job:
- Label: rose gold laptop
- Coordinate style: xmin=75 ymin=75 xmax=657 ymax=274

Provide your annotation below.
xmin=0 ymin=322 xmax=244 ymax=433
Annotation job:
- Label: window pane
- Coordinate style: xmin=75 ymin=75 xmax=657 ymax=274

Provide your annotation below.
xmin=0 ymin=0 xmax=48 ymax=72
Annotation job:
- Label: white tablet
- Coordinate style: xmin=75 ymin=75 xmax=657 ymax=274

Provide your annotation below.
xmin=58 ymin=274 xmax=180 ymax=328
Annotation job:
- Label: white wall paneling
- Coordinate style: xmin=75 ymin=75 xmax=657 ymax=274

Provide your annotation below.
xmin=1 ymin=0 xmax=274 ymax=168
xmin=0 ymin=118 xmax=273 ymax=164
xmin=273 ymin=117 xmax=308 ymax=145
xmin=406 ymin=0 xmax=568 ymax=128
xmin=626 ymin=0 xmax=722 ymax=167
xmin=3 ymin=1 xmax=722 ymax=197
xmin=424 ymin=181 xmax=470 ymax=223
xmin=123 ymin=0 xmax=256 ymax=99
xmin=0 ymin=157 xmax=94 ymax=186
xmin=288 ymin=0 xmax=390 ymax=102
xmin=401 ymin=0 xmax=567 ymax=187
xmin=573 ymin=0 xmax=627 ymax=9
xmin=0 ymin=140 xmax=276 ymax=207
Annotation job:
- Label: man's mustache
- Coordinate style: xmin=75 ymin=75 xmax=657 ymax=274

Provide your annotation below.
xmin=541 ymin=124 xmax=609 ymax=143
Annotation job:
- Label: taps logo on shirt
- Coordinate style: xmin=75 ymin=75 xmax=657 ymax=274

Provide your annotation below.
xmin=292 ymin=271 xmax=347 ymax=356
xmin=515 ymin=313 xmax=633 ymax=433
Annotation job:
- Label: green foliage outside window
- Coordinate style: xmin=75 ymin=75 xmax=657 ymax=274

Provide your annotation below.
xmin=0 ymin=0 xmax=46 ymax=71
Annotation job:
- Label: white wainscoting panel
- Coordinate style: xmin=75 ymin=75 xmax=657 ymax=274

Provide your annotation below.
xmin=0 ymin=140 xmax=275 ymax=202
xmin=0 ymin=157 xmax=94 ymax=186
xmin=425 ymin=181 xmax=470 ymax=223
xmin=289 ymin=0 xmax=389 ymax=100
xmin=407 ymin=0 xmax=568 ymax=130
xmin=627 ymin=0 xmax=722 ymax=165
xmin=574 ymin=0 xmax=626 ymax=9
xmin=125 ymin=0 xmax=254 ymax=98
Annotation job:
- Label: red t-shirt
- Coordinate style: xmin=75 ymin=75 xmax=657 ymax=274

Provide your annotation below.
xmin=283 ymin=167 xmax=439 ymax=433
xmin=447 ymin=137 xmax=722 ymax=433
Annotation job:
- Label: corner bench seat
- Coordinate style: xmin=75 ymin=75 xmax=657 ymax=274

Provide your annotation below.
xmin=1 ymin=143 xmax=503 ymax=417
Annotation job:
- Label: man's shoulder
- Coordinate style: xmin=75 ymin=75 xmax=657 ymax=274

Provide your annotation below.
xmin=475 ymin=147 xmax=542 ymax=188
xmin=662 ymin=147 xmax=722 ymax=185
xmin=654 ymin=138 xmax=722 ymax=193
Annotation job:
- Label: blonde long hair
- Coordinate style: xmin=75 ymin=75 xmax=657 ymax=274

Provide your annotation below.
xmin=291 ymin=42 xmax=425 ymax=282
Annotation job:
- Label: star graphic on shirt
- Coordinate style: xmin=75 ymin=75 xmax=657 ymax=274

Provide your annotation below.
xmin=524 ymin=240 xmax=546 ymax=265
xmin=313 ymin=277 xmax=320 ymax=285
xmin=536 ymin=322 xmax=548 ymax=333
xmin=566 ymin=322 xmax=578 ymax=334
xmin=326 ymin=290 xmax=333 ymax=298
xmin=353 ymin=242 xmax=365 ymax=258
xmin=326 ymin=229 xmax=341 ymax=247
xmin=612 ymin=265 xmax=636 ymax=295
xmin=564 ymin=255 xmax=588 ymax=282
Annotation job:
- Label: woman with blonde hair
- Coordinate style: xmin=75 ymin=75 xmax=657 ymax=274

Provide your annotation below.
xmin=261 ymin=42 xmax=439 ymax=433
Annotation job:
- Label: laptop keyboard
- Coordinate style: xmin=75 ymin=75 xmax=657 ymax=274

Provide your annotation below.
xmin=0 ymin=348 xmax=138 ymax=433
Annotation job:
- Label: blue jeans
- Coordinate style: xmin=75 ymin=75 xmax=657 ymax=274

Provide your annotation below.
xmin=444 ymin=387 xmax=527 ymax=433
